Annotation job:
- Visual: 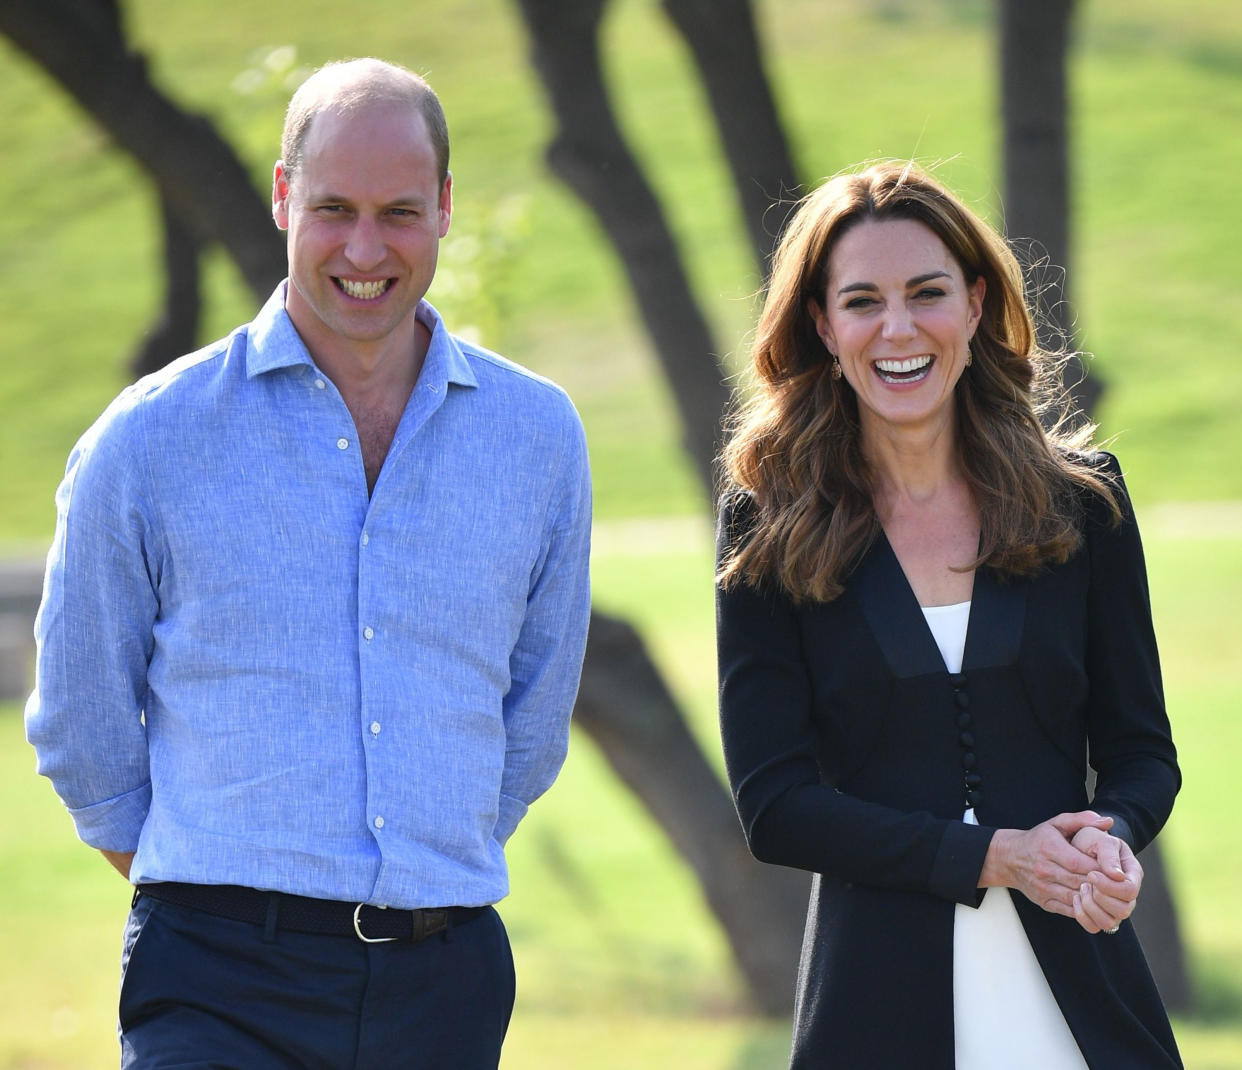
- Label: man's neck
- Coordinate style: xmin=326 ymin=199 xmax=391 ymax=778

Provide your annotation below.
xmin=329 ymin=329 xmax=427 ymax=408
xmin=291 ymin=310 xmax=431 ymax=413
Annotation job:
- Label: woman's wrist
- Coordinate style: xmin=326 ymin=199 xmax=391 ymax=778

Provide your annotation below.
xmin=978 ymin=828 xmax=1017 ymax=888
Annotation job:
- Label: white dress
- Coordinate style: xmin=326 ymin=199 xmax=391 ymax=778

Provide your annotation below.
xmin=922 ymin=602 xmax=1089 ymax=1070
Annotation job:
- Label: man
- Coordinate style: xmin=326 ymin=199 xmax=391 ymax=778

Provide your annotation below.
xmin=26 ymin=58 xmax=591 ymax=1068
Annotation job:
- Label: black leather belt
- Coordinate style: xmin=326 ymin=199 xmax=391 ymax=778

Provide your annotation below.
xmin=136 ymin=881 xmax=488 ymax=944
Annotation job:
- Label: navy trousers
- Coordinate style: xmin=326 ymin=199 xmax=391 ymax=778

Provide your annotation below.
xmin=118 ymin=894 xmax=515 ymax=1069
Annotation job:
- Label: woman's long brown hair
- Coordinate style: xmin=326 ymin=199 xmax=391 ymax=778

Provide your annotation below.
xmin=718 ymin=161 xmax=1119 ymax=603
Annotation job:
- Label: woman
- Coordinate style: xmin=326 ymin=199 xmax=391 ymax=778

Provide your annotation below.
xmin=715 ymin=161 xmax=1181 ymax=1069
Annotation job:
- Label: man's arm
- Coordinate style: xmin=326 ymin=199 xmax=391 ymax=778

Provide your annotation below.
xmin=493 ymin=413 xmax=591 ymax=845
xmin=24 ymin=388 xmax=158 ymax=861
xmin=101 ymin=850 xmax=136 ymax=880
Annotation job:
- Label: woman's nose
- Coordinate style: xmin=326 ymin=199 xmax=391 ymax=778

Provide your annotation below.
xmin=881 ymin=305 xmax=917 ymax=341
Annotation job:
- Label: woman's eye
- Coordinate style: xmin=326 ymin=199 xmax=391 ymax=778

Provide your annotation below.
xmin=844 ymin=296 xmax=877 ymax=309
xmin=915 ymin=287 xmax=946 ymax=300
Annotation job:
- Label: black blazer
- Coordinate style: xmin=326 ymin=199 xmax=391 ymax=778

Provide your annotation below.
xmin=716 ymin=453 xmax=1181 ymax=1069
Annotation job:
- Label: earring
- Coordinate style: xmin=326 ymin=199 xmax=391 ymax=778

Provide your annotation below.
xmin=964 ymin=347 xmax=973 ymax=368
xmin=830 ymin=359 xmax=843 ymax=381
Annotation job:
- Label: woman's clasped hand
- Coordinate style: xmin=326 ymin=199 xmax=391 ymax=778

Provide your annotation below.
xmin=981 ymin=811 xmax=1143 ymax=933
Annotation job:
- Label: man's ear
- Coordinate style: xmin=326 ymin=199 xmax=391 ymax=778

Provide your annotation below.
xmin=438 ymin=172 xmax=453 ymax=239
xmin=272 ymin=160 xmax=291 ymax=231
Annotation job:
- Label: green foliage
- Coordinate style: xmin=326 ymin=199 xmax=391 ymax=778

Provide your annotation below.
xmin=2 ymin=0 xmax=1240 ymax=1064
xmin=3 ymin=0 xmax=1242 ymax=540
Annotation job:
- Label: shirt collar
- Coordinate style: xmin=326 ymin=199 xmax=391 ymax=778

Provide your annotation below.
xmin=415 ymin=299 xmax=479 ymax=392
xmin=245 ymin=282 xmax=313 ymax=377
xmin=245 ymin=280 xmax=478 ymax=391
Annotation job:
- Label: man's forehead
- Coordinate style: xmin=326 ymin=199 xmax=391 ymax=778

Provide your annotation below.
xmin=293 ymin=107 xmax=438 ymax=195
xmin=303 ymin=99 xmax=429 ymax=151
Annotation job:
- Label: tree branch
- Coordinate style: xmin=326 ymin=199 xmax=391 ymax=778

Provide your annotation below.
xmin=661 ymin=0 xmax=800 ymax=272
xmin=0 ymin=0 xmax=285 ymax=301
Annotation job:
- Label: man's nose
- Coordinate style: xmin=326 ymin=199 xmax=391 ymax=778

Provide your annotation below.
xmin=343 ymin=216 xmax=386 ymax=271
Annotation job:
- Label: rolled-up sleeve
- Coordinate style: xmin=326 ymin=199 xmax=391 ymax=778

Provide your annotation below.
xmin=494 ymin=409 xmax=591 ymax=845
xmin=25 ymin=390 xmax=159 ymax=852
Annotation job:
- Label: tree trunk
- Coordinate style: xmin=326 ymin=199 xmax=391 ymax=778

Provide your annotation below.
xmin=131 ymin=191 xmax=204 ymax=379
xmin=1133 ymin=841 xmax=1193 ymax=1012
xmin=661 ymin=0 xmax=801 ymax=270
xmin=578 ymin=611 xmax=807 ymax=1015
xmin=1003 ymin=1 xmax=1191 ymax=1011
xmin=514 ymin=0 xmax=730 ymax=490
xmin=998 ymin=0 xmax=1101 ymax=420
xmin=516 ymin=0 xmax=808 ymax=1013
xmin=0 ymin=0 xmax=285 ymax=302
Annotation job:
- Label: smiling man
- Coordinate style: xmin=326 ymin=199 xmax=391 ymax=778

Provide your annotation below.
xmin=26 ymin=59 xmax=591 ymax=1069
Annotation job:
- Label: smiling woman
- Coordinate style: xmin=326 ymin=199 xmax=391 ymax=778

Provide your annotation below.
xmin=812 ymin=216 xmax=984 ymax=447
xmin=714 ymin=161 xmax=1183 ymax=1069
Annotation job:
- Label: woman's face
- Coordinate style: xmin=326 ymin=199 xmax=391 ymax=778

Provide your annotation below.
xmin=812 ymin=217 xmax=985 ymax=442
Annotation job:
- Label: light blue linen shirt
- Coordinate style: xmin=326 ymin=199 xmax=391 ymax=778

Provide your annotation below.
xmin=26 ymin=283 xmax=592 ymax=910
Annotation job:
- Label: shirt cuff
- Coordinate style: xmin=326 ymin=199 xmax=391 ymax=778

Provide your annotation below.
xmin=1098 ymin=812 xmax=1135 ymax=850
xmin=67 ymin=782 xmax=152 ymax=852
xmin=928 ymin=819 xmax=996 ymax=907
xmin=493 ymin=792 xmax=529 ymax=846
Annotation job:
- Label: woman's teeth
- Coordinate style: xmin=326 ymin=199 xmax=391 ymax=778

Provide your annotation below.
xmin=875 ymin=355 xmax=932 ymax=383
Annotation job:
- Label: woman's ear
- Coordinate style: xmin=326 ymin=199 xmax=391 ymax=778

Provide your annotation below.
xmin=808 ymin=298 xmax=836 ymax=354
xmin=967 ymin=275 xmax=986 ymax=338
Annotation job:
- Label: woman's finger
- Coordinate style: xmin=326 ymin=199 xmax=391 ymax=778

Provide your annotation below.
xmin=1072 ymin=891 xmax=1102 ymax=933
xmin=1119 ymin=846 xmax=1145 ymax=892
xmin=1088 ymin=869 xmax=1139 ymax=904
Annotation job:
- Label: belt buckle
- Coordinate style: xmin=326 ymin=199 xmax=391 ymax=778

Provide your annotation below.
xmin=353 ymin=903 xmax=399 ymax=944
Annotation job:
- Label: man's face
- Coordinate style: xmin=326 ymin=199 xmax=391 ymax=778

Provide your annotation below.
xmin=272 ymin=102 xmax=452 ymax=359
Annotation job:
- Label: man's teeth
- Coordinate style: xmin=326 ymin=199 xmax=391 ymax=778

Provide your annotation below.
xmin=338 ymin=278 xmax=390 ymax=299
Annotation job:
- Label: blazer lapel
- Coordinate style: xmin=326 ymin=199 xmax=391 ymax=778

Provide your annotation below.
xmin=854 ymin=531 xmax=947 ymax=679
xmin=854 ymin=532 xmax=1028 ymax=676
xmin=962 ymin=564 xmax=1027 ymax=670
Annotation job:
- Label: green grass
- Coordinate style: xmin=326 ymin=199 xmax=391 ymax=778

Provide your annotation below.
xmin=4 ymin=521 xmax=1242 ymax=1066
xmin=3 ymin=0 xmax=1241 ymax=1064
xmin=3 ymin=0 xmax=1242 ymax=538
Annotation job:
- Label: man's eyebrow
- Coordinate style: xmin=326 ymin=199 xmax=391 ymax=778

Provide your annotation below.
xmin=308 ymin=191 xmax=430 ymax=207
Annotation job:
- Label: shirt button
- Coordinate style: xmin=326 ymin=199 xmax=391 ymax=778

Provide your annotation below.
xmin=337 ymin=438 xmax=349 ymax=450
xmin=370 ymin=721 xmax=381 ymax=736
xmin=363 ymin=626 xmax=374 ymax=641
xmin=315 ymin=378 xmax=326 ymax=390
xmin=373 ymin=816 xmax=385 ymax=829
xmin=361 ymin=532 xmax=370 ymax=546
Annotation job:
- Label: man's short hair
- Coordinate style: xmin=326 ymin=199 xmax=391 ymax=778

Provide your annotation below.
xmin=281 ymin=58 xmax=450 ymax=188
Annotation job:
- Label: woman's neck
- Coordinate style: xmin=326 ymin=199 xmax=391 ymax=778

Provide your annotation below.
xmin=862 ymin=413 xmax=966 ymax=515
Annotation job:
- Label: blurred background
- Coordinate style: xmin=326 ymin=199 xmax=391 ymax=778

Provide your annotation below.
xmin=2 ymin=0 xmax=1240 ymax=1066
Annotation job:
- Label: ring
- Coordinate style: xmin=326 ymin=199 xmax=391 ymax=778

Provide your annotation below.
xmin=1105 ymin=924 xmax=1120 ymax=935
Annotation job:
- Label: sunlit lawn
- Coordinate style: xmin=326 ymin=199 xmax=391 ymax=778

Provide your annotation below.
xmin=3 ymin=0 xmax=1241 ymax=1065
xmin=3 ymin=517 xmax=1240 ymax=1068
